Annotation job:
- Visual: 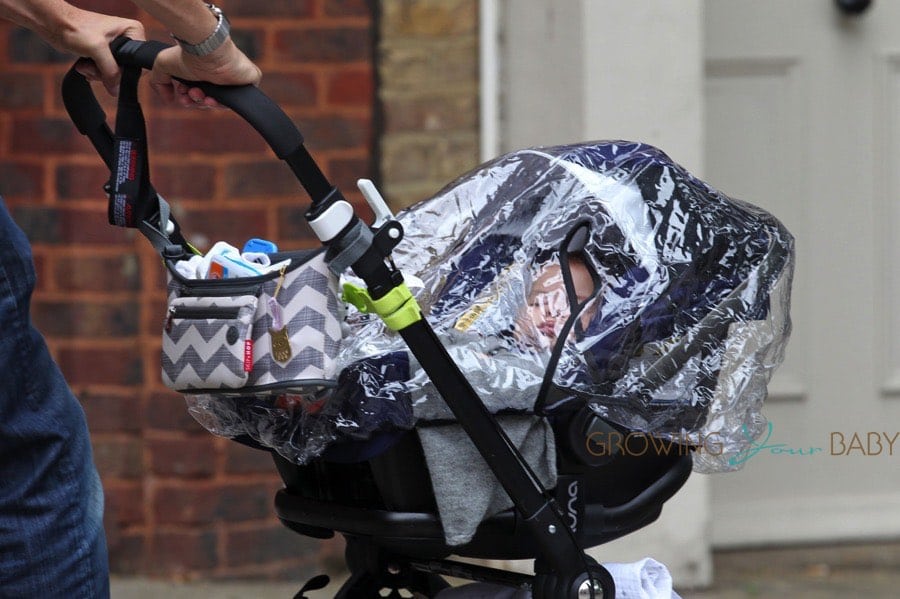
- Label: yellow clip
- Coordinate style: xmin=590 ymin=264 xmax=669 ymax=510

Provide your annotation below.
xmin=342 ymin=282 xmax=422 ymax=331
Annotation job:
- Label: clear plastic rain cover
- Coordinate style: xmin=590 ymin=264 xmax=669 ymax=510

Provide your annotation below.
xmin=187 ymin=141 xmax=794 ymax=473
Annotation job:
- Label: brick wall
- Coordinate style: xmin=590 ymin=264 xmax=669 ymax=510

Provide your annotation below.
xmin=378 ymin=0 xmax=481 ymax=209
xmin=0 ymin=0 xmax=373 ymax=580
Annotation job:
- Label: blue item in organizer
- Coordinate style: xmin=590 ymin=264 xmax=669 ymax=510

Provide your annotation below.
xmin=243 ymin=238 xmax=278 ymax=254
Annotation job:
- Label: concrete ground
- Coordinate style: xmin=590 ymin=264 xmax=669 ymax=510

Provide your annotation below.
xmin=111 ymin=541 xmax=900 ymax=598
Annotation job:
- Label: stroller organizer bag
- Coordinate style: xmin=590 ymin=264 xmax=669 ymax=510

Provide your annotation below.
xmin=161 ymin=251 xmax=344 ymax=395
xmin=64 ymin=37 xmax=795 ymax=599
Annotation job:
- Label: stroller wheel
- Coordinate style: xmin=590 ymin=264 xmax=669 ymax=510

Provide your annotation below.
xmin=532 ymin=562 xmax=615 ymax=599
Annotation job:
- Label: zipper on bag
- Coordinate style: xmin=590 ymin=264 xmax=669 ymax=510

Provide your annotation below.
xmin=165 ymin=305 xmax=242 ymax=331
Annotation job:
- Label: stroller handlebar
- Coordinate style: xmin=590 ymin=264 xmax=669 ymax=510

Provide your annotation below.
xmin=62 ymin=37 xmax=304 ymax=160
xmin=63 ymin=37 xmax=336 ymax=214
xmin=109 ymin=37 xmax=305 ymax=160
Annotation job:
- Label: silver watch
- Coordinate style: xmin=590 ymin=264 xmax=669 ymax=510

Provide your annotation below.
xmin=172 ymin=3 xmax=231 ymax=56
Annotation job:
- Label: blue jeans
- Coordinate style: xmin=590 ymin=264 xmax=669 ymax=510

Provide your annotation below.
xmin=0 ymin=198 xmax=109 ymax=598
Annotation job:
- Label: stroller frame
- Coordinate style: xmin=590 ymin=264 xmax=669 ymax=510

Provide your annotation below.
xmin=62 ymin=38 xmax=699 ymax=598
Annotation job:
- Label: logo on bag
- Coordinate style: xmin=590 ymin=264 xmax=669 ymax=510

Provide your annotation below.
xmin=244 ymin=340 xmax=254 ymax=372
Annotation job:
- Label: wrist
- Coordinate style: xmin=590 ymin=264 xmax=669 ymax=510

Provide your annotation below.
xmin=171 ymin=3 xmax=230 ymax=57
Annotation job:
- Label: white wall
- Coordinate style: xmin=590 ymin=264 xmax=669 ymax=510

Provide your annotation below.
xmin=492 ymin=0 xmax=710 ymax=587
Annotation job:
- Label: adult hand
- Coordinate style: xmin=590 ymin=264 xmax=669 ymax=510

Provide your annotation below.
xmin=150 ymin=39 xmax=261 ymax=108
xmin=61 ymin=9 xmax=145 ymax=96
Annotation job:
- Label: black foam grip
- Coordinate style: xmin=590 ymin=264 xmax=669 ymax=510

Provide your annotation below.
xmin=109 ymin=37 xmax=304 ymax=158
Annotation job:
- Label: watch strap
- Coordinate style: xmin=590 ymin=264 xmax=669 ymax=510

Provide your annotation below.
xmin=172 ymin=3 xmax=231 ymax=57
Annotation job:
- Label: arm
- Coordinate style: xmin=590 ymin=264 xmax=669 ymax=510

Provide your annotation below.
xmin=129 ymin=1 xmax=261 ymax=107
xmin=0 ymin=0 xmax=259 ymax=104
xmin=0 ymin=0 xmax=144 ymax=95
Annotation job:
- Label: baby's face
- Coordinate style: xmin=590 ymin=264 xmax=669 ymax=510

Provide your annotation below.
xmin=518 ymin=260 xmax=596 ymax=349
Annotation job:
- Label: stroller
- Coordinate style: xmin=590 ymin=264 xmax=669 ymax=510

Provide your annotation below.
xmin=63 ymin=39 xmax=794 ymax=599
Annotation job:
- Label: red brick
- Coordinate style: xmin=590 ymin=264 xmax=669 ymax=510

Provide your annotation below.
xmin=225 ymin=442 xmax=277 ymax=474
xmin=57 ymin=346 xmax=143 ymax=386
xmin=226 ymin=0 xmax=314 ymax=18
xmin=92 ymin=438 xmax=143 ymax=479
xmin=10 ymin=117 xmax=93 ymax=154
xmin=107 ymin=531 xmax=146 ymax=574
xmin=53 ymin=253 xmax=141 ymax=292
xmin=56 ymin=208 xmax=137 ymax=245
xmin=215 ymin=481 xmax=279 ymax=522
xmin=143 ymin=263 xmax=169 ymax=297
xmin=8 ymin=27 xmax=70 ymax=64
xmin=326 ymin=157 xmax=373 ymax=193
xmin=0 ymin=72 xmax=43 ymax=109
xmin=31 ymin=254 xmax=47 ymax=292
xmin=150 ymin=529 xmax=218 ymax=574
xmin=0 ymin=160 xmax=43 ymax=199
xmin=55 ymin=163 xmax=110 ymax=201
xmin=79 ymin=391 xmax=143 ymax=433
xmin=230 ymin=28 xmax=265 ymax=61
xmin=105 ymin=483 xmax=145 ymax=526
xmin=178 ymin=208 xmax=269 ymax=247
xmin=33 ymin=300 xmax=140 ymax=339
xmin=153 ymin=483 xmax=217 ymax=525
xmin=326 ymin=68 xmax=373 ymax=106
xmin=150 ymin=115 xmax=268 ymax=154
xmin=258 ymin=72 xmax=318 ymax=108
xmin=274 ymin=27 xmax=372 ymax=63
xmin=324 ymin=0 xmax=372 ymax=17
xmin=154 ymin=480 xmax=277 ymax=525
xmin=145 ymin=391 xmax=207 ymax=432
xmin=224 ymin=524 xmax=319 ymax=568
xmin=10 ymin=205 xmax=135 ymax=246
xmin=147 ymin=437 xmax=218 ymax=478
xmin=143 ymin=349 xmax=164 ymax=390
xmin=297 ymin=114 xmax=370 ymax=151
xmin=151 ymin=163 xmax=217 ymax=201
xmin=223 ymin=160 xmax=302 ymax=198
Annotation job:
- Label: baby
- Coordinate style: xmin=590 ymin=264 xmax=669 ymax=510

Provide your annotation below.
xmin=517 ymin=255 xmax=599 ymax=351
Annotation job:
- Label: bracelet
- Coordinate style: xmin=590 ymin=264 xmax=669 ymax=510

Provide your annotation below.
xmin=171 ymin=3 xmax=231 ymax=57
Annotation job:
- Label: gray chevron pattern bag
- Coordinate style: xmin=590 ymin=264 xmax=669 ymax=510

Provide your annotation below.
xmin=161 ymin=251 xmax=344 ymax=394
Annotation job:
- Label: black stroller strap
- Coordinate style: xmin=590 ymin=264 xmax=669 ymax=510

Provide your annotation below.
xmin=62 ymin=41 xmax=192 ymax=256
xmin=535 ymin=220 xmax=602 ymax=414
xmin=109 ymin=65 xmax=152 ymax=229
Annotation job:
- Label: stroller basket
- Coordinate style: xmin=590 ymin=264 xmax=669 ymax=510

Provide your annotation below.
xmin=63 ymin=38 xmax=794 ymax=599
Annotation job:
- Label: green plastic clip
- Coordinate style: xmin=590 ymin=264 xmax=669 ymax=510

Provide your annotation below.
xmin=342 ymin=282 xmax=422 ymax=332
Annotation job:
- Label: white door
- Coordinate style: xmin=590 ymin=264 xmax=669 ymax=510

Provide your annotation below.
xmin=494 ymin=0 xmax=711 ymax=586
xmin=705 ymin=0 xmax=900 ymax=545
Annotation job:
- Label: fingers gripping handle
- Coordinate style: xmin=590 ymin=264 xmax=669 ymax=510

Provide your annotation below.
xmin=63 ymin=37 xmax=305 ymax=160
xmin=113 ymin=37 xmax=305 ymax=158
